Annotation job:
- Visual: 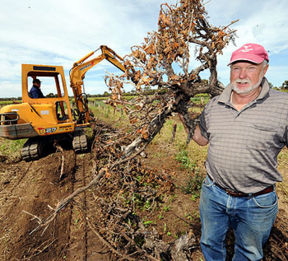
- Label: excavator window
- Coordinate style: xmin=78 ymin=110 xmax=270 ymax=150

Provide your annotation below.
xmin=27 ymin=73 xmax=65 ymax=98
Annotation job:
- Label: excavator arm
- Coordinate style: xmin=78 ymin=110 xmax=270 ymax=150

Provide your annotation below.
xmin=69 ymin=45 xmax=127 ymax=124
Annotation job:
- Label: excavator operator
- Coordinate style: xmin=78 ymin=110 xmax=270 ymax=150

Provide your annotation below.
xmin=29 ymin=78 xmax=44 ymax=98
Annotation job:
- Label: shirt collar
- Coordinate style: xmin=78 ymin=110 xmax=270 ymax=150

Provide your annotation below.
xmin=218 ymin=77 xmax=270 ymax=105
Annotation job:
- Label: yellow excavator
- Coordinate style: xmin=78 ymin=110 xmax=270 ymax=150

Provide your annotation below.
xmin=0 ymin=45 xmax=130 ymax=161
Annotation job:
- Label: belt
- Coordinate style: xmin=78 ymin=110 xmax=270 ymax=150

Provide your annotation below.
xmin=208 ymin=175 xmax=274 ymax=197
xmin=222 ymin=185 xmax=274 ymax=197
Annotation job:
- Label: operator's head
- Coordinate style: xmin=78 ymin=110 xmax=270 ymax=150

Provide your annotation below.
xmin=33 ymin=79 xmax=41 ymax=87
xmin=228 ymin=43 xmax=269 ymax=94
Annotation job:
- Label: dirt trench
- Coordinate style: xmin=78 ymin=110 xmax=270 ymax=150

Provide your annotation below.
xmin=0 ymin=150 xmax=114 ymax=260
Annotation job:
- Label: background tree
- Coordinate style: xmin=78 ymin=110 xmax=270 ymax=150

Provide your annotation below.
xmin=281 ymin=80 xmax=288 ymax=90
xmin=46 ymin=92 xmax=56 ymax=98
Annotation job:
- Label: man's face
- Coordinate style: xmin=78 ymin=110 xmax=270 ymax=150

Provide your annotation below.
xmin=230 ymin=61 xmax=268 ymax=94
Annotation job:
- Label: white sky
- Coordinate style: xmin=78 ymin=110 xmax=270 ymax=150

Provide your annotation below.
xmin=0 ymin=0 xmax=287 ymax=98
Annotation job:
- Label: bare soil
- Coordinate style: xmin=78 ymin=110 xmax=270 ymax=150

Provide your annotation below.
xmin=0 ymin=139 xmax=287 ymax=260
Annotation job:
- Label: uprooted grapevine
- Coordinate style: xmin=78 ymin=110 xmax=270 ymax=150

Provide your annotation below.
xmin=105 ymin=0 xmax=237 ymax=150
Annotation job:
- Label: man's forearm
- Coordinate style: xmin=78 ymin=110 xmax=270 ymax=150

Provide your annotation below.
xmin=193 ymin=125 xmax=209 ymax=146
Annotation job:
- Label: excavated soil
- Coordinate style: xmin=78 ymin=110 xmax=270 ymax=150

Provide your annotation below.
xmin=0 ymin=142 xmax=287 ymax=260
xmin=0 ymin=150 xmax=114 ymax=260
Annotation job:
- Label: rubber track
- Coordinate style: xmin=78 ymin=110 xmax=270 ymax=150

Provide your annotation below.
xmin=21 ymin=139 xmax=42 ymax=161
xmin=72 ymin=133 xmax=88 ymax=153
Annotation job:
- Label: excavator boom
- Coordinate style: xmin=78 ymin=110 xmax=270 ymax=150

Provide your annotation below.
xmin=69 ymin=45 xmax=126 ymax=124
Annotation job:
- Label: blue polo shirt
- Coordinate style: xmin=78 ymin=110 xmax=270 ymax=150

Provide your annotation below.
xmin=29 ymin=85 xmax=44 ymax=98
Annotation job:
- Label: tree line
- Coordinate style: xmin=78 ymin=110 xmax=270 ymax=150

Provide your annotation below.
xmin=1 ymin=80 xmax=287 ymax=102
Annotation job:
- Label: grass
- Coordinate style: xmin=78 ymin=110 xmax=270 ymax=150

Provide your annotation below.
xmin=150 ymin=115 xmax=207 ymax=172
xmin=175 ymin=147 xmax=204 ymax=196
xmin=0 ymin=138 xmax=26 ymax=158
xmin=0 ymin=100 xmax=22 ymax=105
xmin=87 ymin=96 xmax=136 ymax=101
xmin=276 ymin=147 xmax=288 ymax=200
xmin=89 ymin=102 xmax=130 ymax=129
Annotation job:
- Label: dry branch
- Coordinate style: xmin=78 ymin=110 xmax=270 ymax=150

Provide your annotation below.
xmin=54 ymin=143 xmax=65 ymax=179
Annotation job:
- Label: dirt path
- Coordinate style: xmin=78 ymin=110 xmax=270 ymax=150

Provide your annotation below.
xmin=0 ymin=152 xmax=74 ymax=260
xmin=65 ymin=155 xmax=113 ymax=261
xmin=0 ymin=150 xmax=113 ymax=260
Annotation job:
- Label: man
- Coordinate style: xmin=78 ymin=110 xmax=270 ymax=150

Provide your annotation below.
xmin=29 ymin=78 xmax=44 ymax=98
xmin=193 ymin=43 xmax=288 ymax=260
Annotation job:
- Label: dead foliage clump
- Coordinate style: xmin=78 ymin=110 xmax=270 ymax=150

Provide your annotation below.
xmin=85 ymin=121 xmax=199 ymax=260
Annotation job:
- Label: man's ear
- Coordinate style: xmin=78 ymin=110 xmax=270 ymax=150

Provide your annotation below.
xmin=263 ymin=64 xmax=269 ymax=75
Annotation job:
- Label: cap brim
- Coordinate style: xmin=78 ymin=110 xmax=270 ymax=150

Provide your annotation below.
xmin=228 ymin=54 xmax=264 ymax=66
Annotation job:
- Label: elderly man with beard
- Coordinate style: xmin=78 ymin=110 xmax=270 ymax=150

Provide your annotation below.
xmin=193 ymin=43 xmax=288 ymax=261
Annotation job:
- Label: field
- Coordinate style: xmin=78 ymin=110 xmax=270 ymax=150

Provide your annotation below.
xmin=0 ymin=101 xmax=287 ymax=260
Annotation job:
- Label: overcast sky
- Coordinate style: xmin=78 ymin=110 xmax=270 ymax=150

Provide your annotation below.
xmin=0 ymin=0 xmax=287 ymax=98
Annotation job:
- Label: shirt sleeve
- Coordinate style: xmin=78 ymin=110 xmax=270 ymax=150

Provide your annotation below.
xmin=30 ymin=87 xmax=44 ymax=98
xmin=198 ymin=99 xmax=212 ymax=140
xmin=199 ymin=108 xmax=209 ymax=140
xmin=30 ymin=89 xmax=38 ymax=98
xmin=198 ymin=96 xmax=218 ymax=141
xmin=39 ymin=90 xmax=44 ymax=98
xmin=285 ymin=126 xmax=288 ymax=148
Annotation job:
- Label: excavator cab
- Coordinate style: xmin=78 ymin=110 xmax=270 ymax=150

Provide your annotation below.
xmin=0 ymin=65 xmax=75 ymax=138
xmin=22 ymin=64 xmax=73 ymax=125
xmin=0 ymin=65 xmax=81 ymax=161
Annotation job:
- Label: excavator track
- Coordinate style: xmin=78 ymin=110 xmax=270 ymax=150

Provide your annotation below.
xmin=72 ymin=132 xmax=88 ymax=153
xmin=21 ymin=138 xmax=44 ymax=161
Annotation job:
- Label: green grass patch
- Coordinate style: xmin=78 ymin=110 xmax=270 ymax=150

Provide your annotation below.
xmin=0 ymin=100 xmax=22 ymax=106
xmin=89 ymin=102 xmax=130 ymax=129
xmin=175 ymin=147 xmax=204 ymax=196
xmin=0 ymin=138 xmax=26 ymax=158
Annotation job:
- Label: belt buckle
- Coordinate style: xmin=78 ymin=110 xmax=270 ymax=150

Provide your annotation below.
xmin=225 ymin=189 xmax=247 ymax=197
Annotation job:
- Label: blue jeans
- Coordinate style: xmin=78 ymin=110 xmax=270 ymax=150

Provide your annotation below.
xmin=199 ymin=176 xmax=278 ymax=261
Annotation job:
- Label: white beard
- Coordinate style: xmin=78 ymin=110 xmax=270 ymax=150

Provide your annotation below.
xmin=231 ymin=76 xmax=264 ymax=94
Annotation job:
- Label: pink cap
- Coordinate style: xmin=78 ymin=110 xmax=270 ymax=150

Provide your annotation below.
xmin=228 ymin=43 xmax=269 ymax=65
